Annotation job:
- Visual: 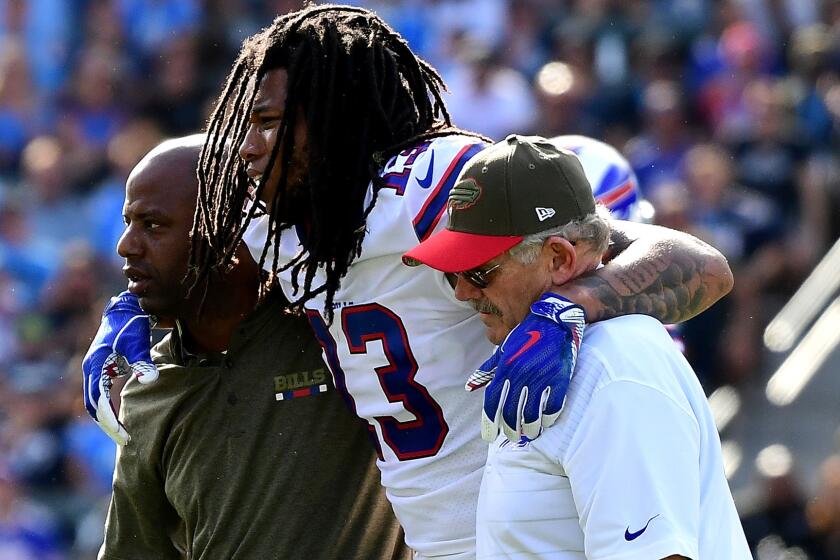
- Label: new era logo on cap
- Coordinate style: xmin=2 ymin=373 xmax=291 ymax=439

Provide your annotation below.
xmin=536 ymin=207 xmax=556 ymax=221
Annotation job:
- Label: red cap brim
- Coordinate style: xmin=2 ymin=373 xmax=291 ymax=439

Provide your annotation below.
xmin=402 ymin=229 xmax=524 ymax=273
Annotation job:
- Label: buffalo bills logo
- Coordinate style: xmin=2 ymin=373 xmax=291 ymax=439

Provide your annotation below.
xmin=448 ymin=177 xmax=482 ymax=212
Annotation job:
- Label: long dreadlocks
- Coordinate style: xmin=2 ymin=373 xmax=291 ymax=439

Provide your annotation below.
xmin=189 ymin=3 xmax=487 ymax=320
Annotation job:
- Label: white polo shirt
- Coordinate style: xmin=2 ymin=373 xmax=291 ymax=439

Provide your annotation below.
xmin=476 ymin=315 xmax=751 ymax=560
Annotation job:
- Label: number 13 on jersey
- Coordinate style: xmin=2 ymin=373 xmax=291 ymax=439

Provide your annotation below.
xmin=307 ymin=304 xmax=450 ymax=461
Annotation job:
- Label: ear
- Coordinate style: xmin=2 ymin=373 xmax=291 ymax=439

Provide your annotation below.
xmin=543 ymin=236 xmax=577 ymax=286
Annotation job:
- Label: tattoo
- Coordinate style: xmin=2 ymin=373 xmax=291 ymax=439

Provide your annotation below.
xmin=561 ymin=222 xmax=734 ymax=324
xmin=579 ymin=249 xmax=728 ymax=324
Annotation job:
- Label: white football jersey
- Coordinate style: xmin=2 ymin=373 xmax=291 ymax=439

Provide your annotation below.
xmin=477 ymin=315 xmax=751 ymax=560
xmin=244 ymin=135 xmax=493 ymax=558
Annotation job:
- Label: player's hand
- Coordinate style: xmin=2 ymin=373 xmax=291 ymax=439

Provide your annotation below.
xmin=465 ymin=293 xmax=585 ymax=443
xmin=82 ymin=292 xmax=159 ymax=445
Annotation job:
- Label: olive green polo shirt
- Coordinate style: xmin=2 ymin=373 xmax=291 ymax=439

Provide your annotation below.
xmin=100 ymin=293 xmax=408 ymax=560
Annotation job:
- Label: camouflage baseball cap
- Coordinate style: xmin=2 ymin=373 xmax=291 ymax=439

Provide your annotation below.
xmin=403 ymin=134 xmax=595 ymax=272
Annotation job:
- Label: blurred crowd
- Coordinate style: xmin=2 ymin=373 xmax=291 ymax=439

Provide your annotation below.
xmin=0 ymin=0 xmax=838 ymax=558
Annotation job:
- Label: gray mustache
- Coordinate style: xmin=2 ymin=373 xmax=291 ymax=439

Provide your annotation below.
xmin=473 ymin=300 xmax=502 ymax=316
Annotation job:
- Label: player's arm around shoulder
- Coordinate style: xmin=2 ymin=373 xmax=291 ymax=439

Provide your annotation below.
xmin=555 ymin=220 xmax=734 ymax=324
xmin=560 ymin=348 xmax=702 ymax=560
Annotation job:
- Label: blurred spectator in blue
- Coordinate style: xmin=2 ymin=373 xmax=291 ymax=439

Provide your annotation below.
xmin=60 ymin=355 xmax=117 ymax=501
xmin=736 ymin=0 xmax=821 ymax=46
xmin=354 ymin=0 xmax=429 ymax=54
xmin=0 ymin=272 xmax=22 ymax=364
xmin=0 ymin=0 xmax=73 ymax=98
xmin=0 ymin=192 xmax=60 ymax=307
xmin=1 ymin=356 xmax=97 ymax=554
xmin=684 ymin=0 xmax=735 ymax=98
xmin=726 ymin=78 xmax=830 ymax=277
xmin=0 ymin=462 xmax=64 ymax=560
xmin=547 ymin=2 xmax=640 ymax=140
xmin=499 ymin=0 xmax=551 ymax=79
xmin=62 ymin=411 xmax=116 ymax=502
xmin=573 ymin=0 xmax=640 ymax=88
xmin=83 ymin=0 xmax=128 ymax=52
xmin=0 ymin=40 xmax=39 ymax=178
xmin=116 ymin=0 xmax=203 ymax=62
xmin=648 ymin=179 xmax=694 ymax=234
xmin=85 ymin=119 xmax=163 ymax=266
xmin=18 ymin=137 xmax=87 ymax=247
xmin=626 ymin=80 xmax=697 ymax=195
xmin=444 ymin=42 xmax=536 ymax=140
xmin=41 ymin=244 xmax=110 ymax=361
xmin=533 ymin=60 xmax=602 ymax=138
xmin=195 ymin=0 xmax=298 ymax=99
xmin=139 ymin=34 xmax=208 ymax=135
xmin=423 ymin=0 xmax=506 ymax=71
xmin=788 ymin=24 xmax=837 ymax=146
xmin=633 ymin=29 xmax=686 ymax=86
xmin=697 ymin=19 xmax=776 ymax=134
xmin=544 ymin=23 xmax=615 ymax=137
xmin=2 ymin=362 xmax=69 ymax=498
xmin=12 ymin=313 xmax=53 ymax=366
xmin=57 ymin=46 xmax=129 ymax=190
xmin=646 ymin=0 xmax=711 ymax=44
xmin=202 ymin=0 xmax=298 ymax=64
xmin=682 ymin=143 xmax=784 ymax=269
xmin=662 ymin=144 xmax=786 ymax=385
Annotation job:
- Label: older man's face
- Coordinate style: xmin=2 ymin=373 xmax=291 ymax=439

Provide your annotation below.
xmin=453 ymin=252 xmax=551 ymax=345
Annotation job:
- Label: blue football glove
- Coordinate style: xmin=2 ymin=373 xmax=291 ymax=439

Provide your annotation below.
xmin=82 ymin=292 xmax=159 ymax=445
xmin=466 ymin=293 xmax=585 ymax=443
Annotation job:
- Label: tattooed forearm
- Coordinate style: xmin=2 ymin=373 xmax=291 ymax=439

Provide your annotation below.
xmin=569 ymin=252 xmax=710 ymax=323
xmin=556 ymin=222 xmax=734 ymax=324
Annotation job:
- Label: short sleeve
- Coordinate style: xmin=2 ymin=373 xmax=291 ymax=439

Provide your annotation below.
xmin=563 ymin=380 xmax=701 ymax=560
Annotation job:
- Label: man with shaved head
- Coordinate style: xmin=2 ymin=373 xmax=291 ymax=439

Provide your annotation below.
xmin=101 ymin=136 xmax=409 ymax=560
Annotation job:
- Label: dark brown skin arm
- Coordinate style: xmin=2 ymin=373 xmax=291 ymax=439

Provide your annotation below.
xmin=554 ymin=221 xmax=734 ymax=324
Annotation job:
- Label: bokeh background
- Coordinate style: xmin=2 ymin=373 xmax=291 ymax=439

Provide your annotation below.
xmin=0 ymin=0 xmax=839 ymax=558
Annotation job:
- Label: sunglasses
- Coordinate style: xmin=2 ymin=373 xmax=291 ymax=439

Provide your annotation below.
xmin=458 ymin=262 xmax=503 ymax=289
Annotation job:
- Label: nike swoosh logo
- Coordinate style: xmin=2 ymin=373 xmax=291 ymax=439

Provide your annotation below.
xmin=505 ymin=331 xmax=541 ymax=365
xmin=624 ymin=514 xmax=660 ymax=541
xmin=416 ymin=152 xmax=435 ymax=188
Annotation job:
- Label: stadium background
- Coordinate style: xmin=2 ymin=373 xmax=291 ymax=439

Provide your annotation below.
xmin=0 ymin=0 xmax=838 ymax=558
